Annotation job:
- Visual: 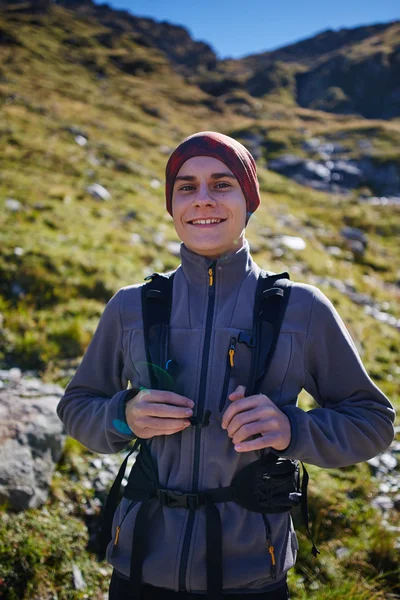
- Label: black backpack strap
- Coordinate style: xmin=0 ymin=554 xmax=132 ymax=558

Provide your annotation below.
xmin=300 ymin=462 xmax=320 ymax=557
xmin=97 ymin=436 xmax=142 ymax=557
xmin=245 ymin=270 xmax=292 ymax=398
xmin=141 ymin=271 xmax=176 ymax=391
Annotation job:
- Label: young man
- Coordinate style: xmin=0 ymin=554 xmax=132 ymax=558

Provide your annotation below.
xmin=57 ymin=131 xmax=395 ymax=600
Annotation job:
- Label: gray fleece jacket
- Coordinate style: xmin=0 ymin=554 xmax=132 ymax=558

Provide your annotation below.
xmin=57 ymin=239 xmax=395 ymax=594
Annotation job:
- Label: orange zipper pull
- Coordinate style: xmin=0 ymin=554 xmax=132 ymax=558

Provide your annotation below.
xmin=229 ymin=348 xmax=235 ymax=367
xmin=268 ymin=544 xmax=277 ymax=578
xmin=114 ymin=525 xmax=121 ymax=546
xmin=228 ymin=337 xmax=236 ymax=367
xmin=268 ymin=545 xmax=276 ymax=566
xmin=208 ymin=267 xmax=213 ymax=287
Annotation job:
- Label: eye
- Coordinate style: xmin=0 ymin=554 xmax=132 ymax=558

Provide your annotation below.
xmin=215 ymin=182 xmax=231 ymax=189
xmin=179 ymin=184 xmax=196 ymax=191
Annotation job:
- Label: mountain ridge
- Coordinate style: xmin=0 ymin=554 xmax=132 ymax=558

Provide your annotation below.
xmin=3 ymin=0 xmax=400 ymax=119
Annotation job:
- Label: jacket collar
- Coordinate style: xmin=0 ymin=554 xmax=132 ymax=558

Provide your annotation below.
xmin=179 ymin=238 xmax=255 ymax=287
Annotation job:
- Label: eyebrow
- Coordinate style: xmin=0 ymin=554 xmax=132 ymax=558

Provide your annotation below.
xmin=174 ymin=172 xmax=237 ymax=183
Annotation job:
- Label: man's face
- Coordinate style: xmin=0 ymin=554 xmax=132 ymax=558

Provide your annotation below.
xmin=171 ymin=156 xmax=247 ymax=259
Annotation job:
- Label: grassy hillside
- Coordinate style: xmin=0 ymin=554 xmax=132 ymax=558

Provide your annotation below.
xmin=0 ymin=3 xmax=399 ymax=599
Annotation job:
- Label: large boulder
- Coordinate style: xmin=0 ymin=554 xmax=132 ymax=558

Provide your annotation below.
xmin=0 ymin=369 xmax=66 ymax=511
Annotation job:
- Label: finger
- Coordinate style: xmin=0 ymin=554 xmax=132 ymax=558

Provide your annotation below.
xmin=139 ymin=389 xmax=194 ymax=408
xmin=144 ymin=403 xmax=193 ymax=419
xmin=234 ymin=433 xmax=281 ymax=452
xmin=226 ymin=407 xmax=265 ymax=438
xmin=146 ymin=424 xmax=190 ymax=436
xmin=221 ymin=396 xmax=262 ymax=430
xmin=231 ymin=420 xmax=264 ymax=444
xmin=228 ymin=385 xmax=246 ymax=401
xmin=140 ymin=416 xmax=191 ymax=430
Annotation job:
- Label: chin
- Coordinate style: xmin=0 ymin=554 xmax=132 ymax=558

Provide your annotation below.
xmin=190 ymin=246 xmax=223 ymax=257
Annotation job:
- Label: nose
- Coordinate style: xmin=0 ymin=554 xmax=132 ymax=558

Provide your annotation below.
xmin=192 ymin=182 xmax=216 ymax=206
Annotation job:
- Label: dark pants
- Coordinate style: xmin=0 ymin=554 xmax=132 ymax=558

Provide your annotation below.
xmin=109 ymin=571 xmax=290 ymax=599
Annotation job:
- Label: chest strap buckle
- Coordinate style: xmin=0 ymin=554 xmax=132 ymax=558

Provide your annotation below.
xmin=156 ymin=489 xmax=202 ymax=510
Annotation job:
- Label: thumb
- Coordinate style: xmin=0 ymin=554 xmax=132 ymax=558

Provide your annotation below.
xmin=228 ymin=385 xmax=246 ymax=401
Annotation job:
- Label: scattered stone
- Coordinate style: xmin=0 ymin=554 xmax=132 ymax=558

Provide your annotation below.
xmin=130 ymin=233 xmax=143 ymax=245
xmin=150 ymin=179 xmax=161 ymax=189
xmin=340 ymin=227 xmax=368 ymax=247
xmin=371 ymin=495 xmax=394 ymax=511
xmin=72 ymin=564 xmax=86 ymax=590
xmin=349 ymin=240 xmax=366 ymax=258
xmin=91 ymin=458 xmax=103 ymax=470
xmin=379 ymin=483 xmax=391 ymax=494
xmin=5 ymin=198 xmax=22 ymax=211
xmin=86 ymin=183 xmax=112 ymax=201
xmin=75 ymin=135 xmax=88 ymax=147
xmin=279 ymin=236 xmax=307 ymax=251
xmin=153 ymin=232 xmax=165 ymax=246
xmin=159 ymin=145 xmax=172 ymax=155
xmin=364 ymin=306 xmax=400 ymax=329
xmin=122 ymin=210 xmax=137 ymax=222
xmin=8 ymin=368 xmax=22 ymax=384
xmin=88 ymin=154 xmax=101 ymax=167
xmin=166 ymin=241 xmax=181 ymax=256
xmin=326 ymin=246 xmax=342 ymax=256
xmin=379 ymin=453 xmax=398 ymax=471
xmin=335 ymin=547 xmax=350 ymax=559
xmin=367 ymin=456 xmax=380 ymax=471
xmin=13 ymin=247 xmax=24 ymax=256
xmin=360 ymin=195 xmax=400 ymax=206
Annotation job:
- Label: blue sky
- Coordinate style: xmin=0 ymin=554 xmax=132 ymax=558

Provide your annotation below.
xmin=94 ymin=0 xmax=399 ymax=58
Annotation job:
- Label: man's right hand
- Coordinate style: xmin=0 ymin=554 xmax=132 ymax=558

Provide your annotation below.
xmin=125 ymin=389 xmax=194 ymax=439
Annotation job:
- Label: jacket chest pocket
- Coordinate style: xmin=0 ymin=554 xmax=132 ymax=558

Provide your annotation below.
xmin=218 ymin=330 xmax=253 ymax=413
xmin=218 ymin=330 xmax=293 ymax=413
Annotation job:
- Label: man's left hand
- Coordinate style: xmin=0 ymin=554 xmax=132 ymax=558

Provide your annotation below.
xmin=221 ymin=385 xmax=291 ymax=452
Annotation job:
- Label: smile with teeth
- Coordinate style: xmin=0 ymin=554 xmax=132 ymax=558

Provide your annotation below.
xmin=189 ymin=218 xmax=225 ymax=226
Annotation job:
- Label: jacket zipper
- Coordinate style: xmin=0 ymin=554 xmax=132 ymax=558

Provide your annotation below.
xmin=178 ymin=262 xmax=216 ymax=591
xmin=219 ymin=336 xmax=236 ymax=412
xmin=261 ymin=513 xmax=277 ymax=579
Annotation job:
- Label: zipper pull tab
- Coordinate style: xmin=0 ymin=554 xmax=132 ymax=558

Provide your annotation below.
xmin=114 ymin=525 xmax=121 ymax=546
xmin=208 ymin=267 xmax=213 ymax=287
xmin=268 ymin=544 xmax=277 ymax=579
xmin=228 ymin=337 xmax=236 ymax=367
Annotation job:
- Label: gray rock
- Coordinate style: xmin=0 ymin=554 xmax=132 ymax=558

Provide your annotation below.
xmin=358 ymin=158 xmax=400 ymax=196
xmin=279 ymin=236 xmax=307 ymax=251
xmin=75 ymin=135 xmax=88 ymax=147
xmin=336 ymin=546 xmax=350 ymax=559
xmin=371 ymin=495 xmax=394 ymax=511
xmin=86 ymin=183 xmax=112 ymax=201
xmin=5 ymin=198 xmax=22 ymax=212
xmin=150 ymin=179 xmax=161 ymax=189
xmin=72 ymin=564 xmax=86 ymax=590
xmin=0 ymin=371 xmax=66 ymax=511
xmin=167 ymin=241 xmax=182 ymax=256
xmin=379 ymin=453 xmax=398 ymax=471
xmin=348 ymin=240 xmax=366 ymax=258
xmin=340 ymin=227 xmax=368 ymax=247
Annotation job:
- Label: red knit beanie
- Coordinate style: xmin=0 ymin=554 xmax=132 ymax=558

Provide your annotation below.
xmin=165 ymin=131 xmax=261 ymax=219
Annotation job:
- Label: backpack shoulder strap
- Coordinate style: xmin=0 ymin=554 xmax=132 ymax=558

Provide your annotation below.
xmin=245 ymin=270 xmax=292 ymax=397
xmin=141 ymin=271 xmax=177 ymax=391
